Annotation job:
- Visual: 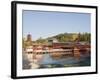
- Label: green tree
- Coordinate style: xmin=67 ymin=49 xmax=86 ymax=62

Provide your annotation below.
xmin=36 ymin=37 xmax=47 ymax=44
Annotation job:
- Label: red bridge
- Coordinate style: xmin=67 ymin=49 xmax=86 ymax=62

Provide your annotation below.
xmin=25 ymin=42 xmax=91 ymax=59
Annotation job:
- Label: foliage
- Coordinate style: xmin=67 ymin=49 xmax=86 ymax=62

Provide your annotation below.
xmin=47 ymin=32 xmax=91 ymax=43
xmin=36 ymin=37 xmax=47 ymax=44
xmin=23 ymin=32 xmax=91 ymax=48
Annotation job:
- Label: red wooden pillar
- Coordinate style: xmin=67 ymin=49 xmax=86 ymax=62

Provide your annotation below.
xmin=74 ymin=47 xmax=80 ymax=60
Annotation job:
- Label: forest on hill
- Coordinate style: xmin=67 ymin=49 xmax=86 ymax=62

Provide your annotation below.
xmin=23 ymin=32 xmax=91 ymax=48
xmin=33 ymin=32 xmax=90 ymax=43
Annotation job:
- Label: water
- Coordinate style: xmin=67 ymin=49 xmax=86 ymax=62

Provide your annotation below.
xmin=39 ymin=53 xmax=90 ymax=68
xmin=23 ymin=52 xmax=91 ymax=69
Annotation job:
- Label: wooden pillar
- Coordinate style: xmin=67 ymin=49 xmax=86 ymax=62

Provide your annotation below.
xmin=73 ymin=47 xmax=80 ymax=60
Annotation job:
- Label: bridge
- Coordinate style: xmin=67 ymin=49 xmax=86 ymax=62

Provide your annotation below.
xmin=25 ymin=43 xmax=90 ymax=59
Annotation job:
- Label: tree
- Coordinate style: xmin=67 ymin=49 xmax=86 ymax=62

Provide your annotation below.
xmin=36 ymin=37 xmax=47 ymax=44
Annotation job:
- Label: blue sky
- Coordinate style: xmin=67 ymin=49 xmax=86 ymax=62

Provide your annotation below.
xmin=23 ymin=10 xmax=90 ymax=40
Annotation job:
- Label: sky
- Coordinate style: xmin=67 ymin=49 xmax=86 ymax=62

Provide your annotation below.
xmin=23 ymin=10 xmax=91 ymax=40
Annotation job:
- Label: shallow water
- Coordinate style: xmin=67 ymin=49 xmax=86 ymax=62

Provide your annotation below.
xmin=39 ymin=53 xmax=90 ymax=68
xmin=23 ymin=52 xmax=91 ymax=69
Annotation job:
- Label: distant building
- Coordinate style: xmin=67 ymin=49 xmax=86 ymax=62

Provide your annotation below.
xmin=25 ymin=34 xmax=33 ymax=47
xmin=48 ymin=38 xmax=58 ymax=43
xmin=27 ymin=34 xmax=32 ymax=42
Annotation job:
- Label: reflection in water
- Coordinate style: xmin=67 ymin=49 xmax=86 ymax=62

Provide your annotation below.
xmin=23 ymin=52 xmax=90 ymax=69
xmin=39 ymin=53 xmax=90 ymax=68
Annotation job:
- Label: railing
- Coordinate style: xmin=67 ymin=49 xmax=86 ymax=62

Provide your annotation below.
xmin=25 ymin=44 xmax=90 ymax=55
